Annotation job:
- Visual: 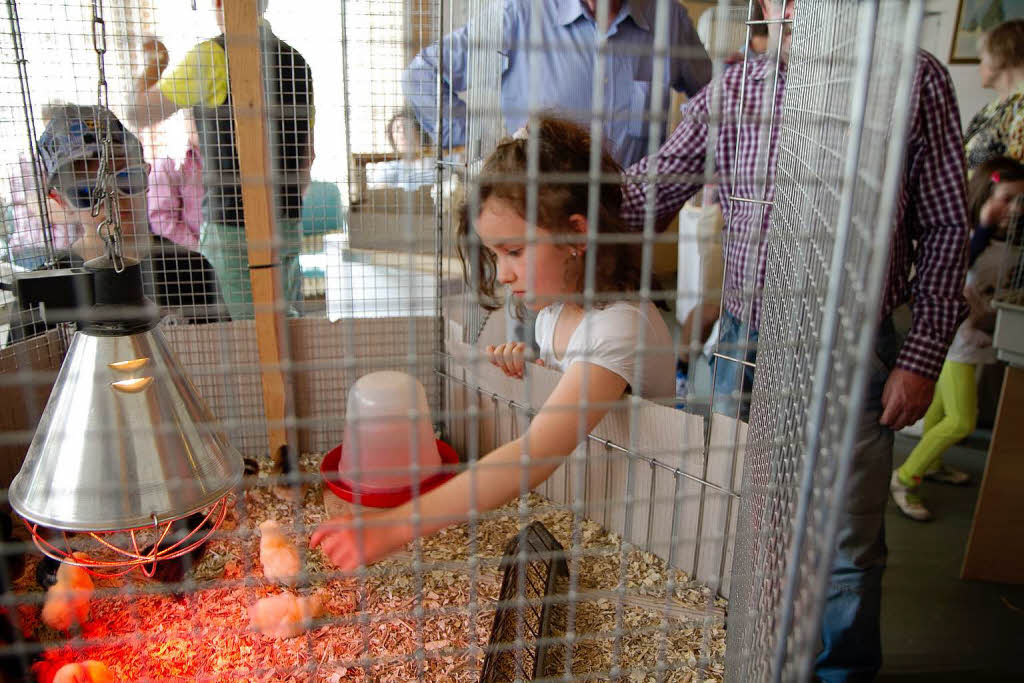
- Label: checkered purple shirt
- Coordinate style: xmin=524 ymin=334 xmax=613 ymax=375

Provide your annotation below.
xmin=622 ymin=51 xmax=969 ymax=381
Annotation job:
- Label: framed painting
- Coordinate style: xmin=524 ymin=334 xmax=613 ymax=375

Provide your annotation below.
xmin=950 ymin=0 xmax=1024 ymax=64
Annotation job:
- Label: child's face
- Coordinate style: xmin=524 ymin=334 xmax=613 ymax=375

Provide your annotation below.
xmin=391 ymin=117 xmax=419 ymax=156
xmin=49 ymin=154 xmax=150 ymax=260
xmin=476 ymin=197 xmax=582 ymax=311
xmin=984 ymin=180 xmax=1024 ymax=238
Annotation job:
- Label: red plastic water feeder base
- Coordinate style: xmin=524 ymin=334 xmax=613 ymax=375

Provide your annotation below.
xmin=320 ymin=440 xmax=460 ymax=515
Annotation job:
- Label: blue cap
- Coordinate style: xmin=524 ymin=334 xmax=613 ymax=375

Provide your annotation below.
xmin=36 ymin=105 xmax=144 ymax=188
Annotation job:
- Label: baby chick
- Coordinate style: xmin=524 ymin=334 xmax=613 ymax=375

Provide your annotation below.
xmin=52 ymin=660 xmax=113 ymax=683
xmin=248 ymin=592 xmax=322 ymax=639
xmin=41 ymin=556 xmax=94 ymax=631
xmin=258 ymin=520 xmax=300 ymax=584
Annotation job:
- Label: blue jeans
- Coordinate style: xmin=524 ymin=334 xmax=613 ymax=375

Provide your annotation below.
xmin=710 ymin=311 xmax=759 ymax=420
xmin=712 ymin=311 xmax=900 ymax=681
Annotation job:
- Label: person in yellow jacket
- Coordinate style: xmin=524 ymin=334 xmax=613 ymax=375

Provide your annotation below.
xmin=127 ymin=0 xmax=314 ymax=320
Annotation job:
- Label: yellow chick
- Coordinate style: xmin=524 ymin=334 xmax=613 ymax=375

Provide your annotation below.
xmin=55 ymin=556 xmax=94 ymax=592
xmin=258 ymin=520 xmax=300 ymax=584
xmin=52 ymin=660 xmax=113 ymax=683
xmin=248 ymin=592 xmax=322 ymax=639
xmin=41 ymin=557 xmax=94 ymax=631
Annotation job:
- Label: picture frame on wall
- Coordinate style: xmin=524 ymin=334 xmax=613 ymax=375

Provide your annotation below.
xmin=950 ymin=0 xmax=1024 ymax=64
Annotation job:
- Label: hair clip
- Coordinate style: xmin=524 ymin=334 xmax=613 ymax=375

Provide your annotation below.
xmin=991 ymin=171 xmax=1001 ymax=183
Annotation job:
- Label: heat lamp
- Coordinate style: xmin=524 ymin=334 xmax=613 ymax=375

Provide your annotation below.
xmin=8 ymin=256 xmax=243 ymax=576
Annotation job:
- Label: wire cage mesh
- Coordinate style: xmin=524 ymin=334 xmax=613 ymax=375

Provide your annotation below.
xmin=0 ymin=0 xmax=939 ymax=681
xmin=991 ymin=196 xmax=1024 ymax=366
xmin=994 ymin=205 xmax=1024 ymax=304
xmin=724 ymin=1 xmax=928 ymax=680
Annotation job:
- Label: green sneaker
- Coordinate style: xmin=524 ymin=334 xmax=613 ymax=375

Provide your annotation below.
xmin=890 ymin=470 xmax=932 ymax=521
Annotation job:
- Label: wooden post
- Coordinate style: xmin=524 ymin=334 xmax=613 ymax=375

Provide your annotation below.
xmin=222 ymin=0 xmax=289 ymax=463
xmin=962 ymin=365 xmax=1024 ymax=583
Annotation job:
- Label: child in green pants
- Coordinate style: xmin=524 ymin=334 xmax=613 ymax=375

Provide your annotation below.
xmin=891 ymin=157 xmax=1024 ymax=520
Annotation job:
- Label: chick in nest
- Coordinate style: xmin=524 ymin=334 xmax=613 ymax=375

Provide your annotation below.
xmin=259 ymin=519 xmax=301 ymax=584
xmin=140 ymin=512 xmax=210 ymax=589
xmin=51 ymin=660 xmax=113 ymax=683
xmin=249 ymin=592 xmax=323 ymax=639
xmin=272 ymin=445 xmax=308 ymax=502
xmin=41 ymin=555 xmax=94 ymax=632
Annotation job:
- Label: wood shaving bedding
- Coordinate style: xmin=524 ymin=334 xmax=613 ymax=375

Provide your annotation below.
xmin=14 ymin=453 xmax=726 ymax=682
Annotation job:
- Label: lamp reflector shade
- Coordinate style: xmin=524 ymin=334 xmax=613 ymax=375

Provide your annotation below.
xmin=9 ymin=326 xmax=243 ymax=532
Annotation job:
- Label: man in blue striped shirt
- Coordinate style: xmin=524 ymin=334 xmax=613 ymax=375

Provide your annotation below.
xmin=403 ymin=0 xmax=712 ymax=167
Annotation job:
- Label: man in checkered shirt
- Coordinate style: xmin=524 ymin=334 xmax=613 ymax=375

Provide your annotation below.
xmin=622 ymin=1 xmax=968 ymax=680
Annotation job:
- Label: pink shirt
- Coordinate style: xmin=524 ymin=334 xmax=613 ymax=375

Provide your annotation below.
xmin=7 ymin=155 xmax=80 ymax=255
xmin=147 ymin=147 xmax=203 ymax=250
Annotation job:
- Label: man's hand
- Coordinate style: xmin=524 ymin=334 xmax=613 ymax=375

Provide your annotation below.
xmin=880 ymin=368 xmax=936 ymax=430
xmin=140 ymin=38 xmax=169 ymax=87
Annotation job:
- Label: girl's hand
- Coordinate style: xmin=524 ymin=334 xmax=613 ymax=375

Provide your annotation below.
xmin=487 ymin=342 xmax=526 ymax=378
xmin=979 ymin=192 xmax=1017 ymax=231
xmin=485 ymin=342 xmax=544 ymax=378
xmin=309 ymin=511 xmax=408 ymax=570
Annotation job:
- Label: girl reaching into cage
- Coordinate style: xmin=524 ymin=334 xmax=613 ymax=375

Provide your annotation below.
xmin=890 ymin=156 xmax=1024 ymax=521
xmin=312 ymin=115 xmax=675 ymax=568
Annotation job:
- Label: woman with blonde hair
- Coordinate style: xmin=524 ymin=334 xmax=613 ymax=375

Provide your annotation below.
xmin=964 ymin=19 xmax=1024 ymax=169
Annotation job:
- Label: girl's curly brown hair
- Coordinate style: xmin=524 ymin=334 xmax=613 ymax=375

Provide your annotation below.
xmin=457 ymin=114 xmax=640 ymax=316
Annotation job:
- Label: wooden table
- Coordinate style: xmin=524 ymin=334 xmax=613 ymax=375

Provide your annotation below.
xmin=962 ymin=365 xmax=1024 ymax=583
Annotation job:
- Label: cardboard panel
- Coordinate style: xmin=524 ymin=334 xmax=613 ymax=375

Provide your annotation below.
xmin=702 ymin=414 xmax=747 ymax=598
xmin=633 ymin=405 xmax=707 ymax=566
xmin=0 ymin=330 xmax=65 ymax=488
xmin=165 ymin=317 xmax=441 ymax=457
xmin=444 ymin=336 xmax=743 ymax=597
xmin=163 ymin=320 xmax=268 ymax=456
xmin=289 ymin=317 xmax=441 ymax=454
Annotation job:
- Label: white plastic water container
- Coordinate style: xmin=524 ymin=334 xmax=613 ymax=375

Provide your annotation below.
xmin=339 ymin=371 xmax=441 ymax=491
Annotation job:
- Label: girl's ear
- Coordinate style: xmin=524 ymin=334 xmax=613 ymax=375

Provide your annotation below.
xmin=567 ymin=213 xmax=588 ymax=251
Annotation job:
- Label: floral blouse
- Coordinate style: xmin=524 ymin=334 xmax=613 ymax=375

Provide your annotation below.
xmin=964 ymin=84 xmax=1024 ymax=171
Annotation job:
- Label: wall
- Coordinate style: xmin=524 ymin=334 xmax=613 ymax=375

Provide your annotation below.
xmin=681 ymin=0 xmax=719 ymax=24
xmin=681 ymin=2 xmax=991 ymax=128
xmin=921 ymin=3 xmax=989 ymax=128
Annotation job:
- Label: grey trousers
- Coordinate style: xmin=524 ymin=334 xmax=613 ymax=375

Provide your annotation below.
xmin=816 ymin=319 xmax=902 ymax=682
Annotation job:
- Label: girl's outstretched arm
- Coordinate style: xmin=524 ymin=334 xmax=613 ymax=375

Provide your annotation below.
xmin=311 ymin=362 xmax=628 ymax=569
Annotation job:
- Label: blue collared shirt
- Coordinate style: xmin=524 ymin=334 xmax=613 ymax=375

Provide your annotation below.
xmin=402 ymin=0 xmax=711 ymax=166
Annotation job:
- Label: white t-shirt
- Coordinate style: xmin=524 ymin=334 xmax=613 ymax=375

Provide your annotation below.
xmin=534 ymin=301 xmax=676 ymax=399
xmin=946 ymin=241 xmax=1016 ymax=365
